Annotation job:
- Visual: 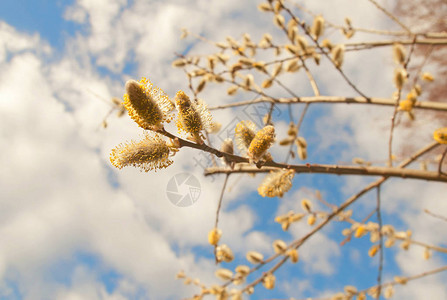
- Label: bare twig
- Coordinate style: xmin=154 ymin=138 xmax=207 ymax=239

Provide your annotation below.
xmin=284 ymin=103 xmax=310 ymax=163
xmin=282 ymin=57 xmax=320 ymax=163
xmin=213 ymin=173 xmax=230 ymax=263
xmin=411 ymin=45 xmax=434 ymax=87
xmin=214 ymin=174 xmax=230 ymax=230
xmin=424 ymin=209 xmax=447 ymax=223
xmin=367 ymin=0 xmax=412 ymax=34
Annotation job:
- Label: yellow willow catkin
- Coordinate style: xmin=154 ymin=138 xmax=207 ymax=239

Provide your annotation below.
xmin=258 ymin=169 xmax=295 ymax=197
xmin=286 ymin=59 xmax=300 ymax=72
xmin=399 ymin=99 xmax=414 ymax=112
xmin=248 ymin=125 xmax=275 ymax=163
xmin=296 ymin=36 xmax=308 ymax=52
xmin=433 ymin=128 xmax=447 ymax=144
xmin=368 ymin=244 xmax=380 ymax=257
xmin=273 ymin=239 xmax=287 ymax=254
xmin=235 ymin=265 xmax=250 ymax=276
xmin=110 ymin=132 xmax=173 ymax=172
xmin=301 ymin=198 xmax=312 ymax=212
xmin=175 ymin=91 xmax=212 ymax=144
xmin=307 ymin=214 xmax=316 ymax=226
xmin=208 ymin=228 xmax=222 ymax=245
xmin=394 ymin=68 xmax=407 ymax=90
xmin=344 ymin=285 xmax=357 ymax=295
xmin=215 ymin=268 xmax=233 ymax=281
xmin=393 ymin=43 xmax=406 ymax=65
xmin=287 ymin=249 xmax=299 ymax=263
xmin=124 ymin=78 xmax=173 ymax=130
xmin=234 ymin=120 xmax=257 ymax=153
xmin=206 ymin=121 xmax=222 ymax=134
xmin=216 ymin=244 xmax=234 ymax=262
xmin=421 ymin=72 xmax=434 ymax=81
xmin=354 ymin=225 xmax=367 ymax=238
xmin=331 ymin=44 xmax=345 ymax=68
xmin=273 ymin=14 xmax=285 ymax=28
xmin=227 ymin=85 xmax=239 ymax=95
xmin=311 ymin=15 xmax=325 ymax=39
xmin=263 ymin=273 xmax=276 ymax=290
xmin=246 ymin=251 xmax=264 ymax=264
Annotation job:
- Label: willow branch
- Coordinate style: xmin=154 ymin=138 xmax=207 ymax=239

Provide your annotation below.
xmin=397 ymin=237 xmax=447 ymax=254
xmin=159 ymin=128 xmax=446 ymax=182
xmin=344 ymin=38 xmax=447 ymax=50
xmin=208 ymin=96 xmax=447 ymax=112
xmin=205 ymin=163 xmax=447 ymax=183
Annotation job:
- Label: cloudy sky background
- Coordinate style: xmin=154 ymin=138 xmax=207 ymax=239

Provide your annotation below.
xmin=0 ymin=0 xmax=446 ymax=299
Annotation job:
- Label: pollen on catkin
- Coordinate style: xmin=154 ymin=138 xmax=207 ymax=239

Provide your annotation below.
xmin=248 ymin=125 xmax=276 ymax=163
xmin=258 ymin=169 xmax=295 ymax=198
xmin=175 ymin=91 xmax=212 ymax=144
xmin=354 ymin=225 xmax=367 ymax=238
xmin=399 ymin=99 xmax=414 ymax=112
xmin=368 ymin=244 xmax=380 ymax=257
xmin=235 ymin=120 xmax=257 ymax=153
xmin=110 ymin=132 xmax=173 ymax=172
xmin=124 ymin=78 xmax=173 ymax=130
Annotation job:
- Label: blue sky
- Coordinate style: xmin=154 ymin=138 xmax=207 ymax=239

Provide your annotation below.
xmin=0 ymin=0 xmax=80 ymax=49
xmin=0 ymin=0 xmax=446 ymax=299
